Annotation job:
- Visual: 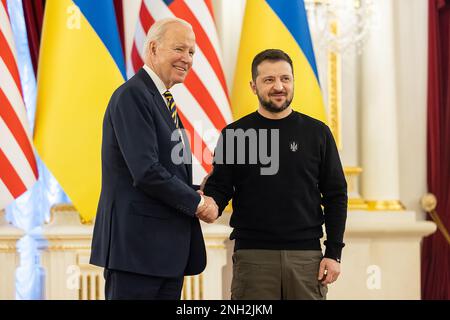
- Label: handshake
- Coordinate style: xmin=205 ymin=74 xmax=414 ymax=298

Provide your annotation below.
xmin=195 ymin=190 xmax=218 ymax=224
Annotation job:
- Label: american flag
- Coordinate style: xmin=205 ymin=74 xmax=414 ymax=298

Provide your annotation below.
xmin=128 ymin=0 xmax=232 ymax=183
xmin=0 ymin=0 xmax=38 ymax=209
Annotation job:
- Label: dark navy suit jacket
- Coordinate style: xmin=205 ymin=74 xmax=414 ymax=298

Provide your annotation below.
xmin=90 ymin=68 xmax=206 ymax=277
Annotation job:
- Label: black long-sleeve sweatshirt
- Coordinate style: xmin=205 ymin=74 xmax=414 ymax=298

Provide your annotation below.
xmin=204 ymin=110 xmax=348 ymax=261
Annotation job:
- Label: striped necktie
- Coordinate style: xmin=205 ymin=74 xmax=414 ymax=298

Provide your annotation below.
xmin=163 ymin=90 xmax=179 ymax=129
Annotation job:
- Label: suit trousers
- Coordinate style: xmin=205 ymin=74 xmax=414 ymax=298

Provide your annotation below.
xmin=104 ymin=269 xmax=184 ymax=300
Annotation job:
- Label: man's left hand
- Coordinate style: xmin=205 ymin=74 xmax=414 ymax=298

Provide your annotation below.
xmin=318 ymin=258 xmax=341 ymax=285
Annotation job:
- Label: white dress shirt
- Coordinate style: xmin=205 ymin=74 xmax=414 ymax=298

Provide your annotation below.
xmin=143 ymin=64 xmax=169 ymax=106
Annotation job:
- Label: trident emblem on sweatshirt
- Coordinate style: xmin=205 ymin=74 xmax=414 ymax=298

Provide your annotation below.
xmin=290 ymin=141 xmax=298 ymax=152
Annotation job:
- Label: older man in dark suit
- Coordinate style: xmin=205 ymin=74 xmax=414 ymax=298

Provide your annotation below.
xmin=90 ymin=17 xmax=218 ymax=300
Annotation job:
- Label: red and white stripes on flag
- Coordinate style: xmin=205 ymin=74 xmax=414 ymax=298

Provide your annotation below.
xmin=128 ymin=0 xmax=232 ymax=183
xmin=0 ymin=0 xmax=38 ymax=209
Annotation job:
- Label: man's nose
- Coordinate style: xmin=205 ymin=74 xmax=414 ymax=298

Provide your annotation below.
xmin=180 ymin=51 xmax=192 ymax=64
xmin=273 ymin=79 xmax=284 ymax=90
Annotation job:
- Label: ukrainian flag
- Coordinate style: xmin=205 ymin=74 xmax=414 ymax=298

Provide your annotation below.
xmin=232 ymin=0 xmax=326 ymax=122
xmin=34 ymin=0 xmax=126 ymax=222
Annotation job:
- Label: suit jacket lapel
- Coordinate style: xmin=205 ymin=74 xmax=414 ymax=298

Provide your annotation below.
xmin=178 ymin=119 xmax=192 ymax=184
xmin=136 ymin=68 xmax=175 ymax=132
xmin=136 ymin=68 xmax=191 ymax=182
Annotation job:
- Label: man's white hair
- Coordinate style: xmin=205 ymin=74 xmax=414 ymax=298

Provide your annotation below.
xmin=144 ymin=17 xmax=193 ymax=54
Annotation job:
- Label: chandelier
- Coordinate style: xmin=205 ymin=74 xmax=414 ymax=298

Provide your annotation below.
xmin=305 ymin=0 xmax=376 ymax=54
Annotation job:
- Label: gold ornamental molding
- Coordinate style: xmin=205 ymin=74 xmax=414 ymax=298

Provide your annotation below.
xmin=344 ymin=166 xmax=368 ymax=210
xmin=206 ymin=244 xmax=226 ymax=250
xmin=344 ymin=166 xmax=362 ymax=175
xmin=45 ymin=245 xmax=93 ymax=251
xmin=366 ymin=200 xmax=405 ymax=211
xmin=343 ymin=167 xmax=405 ymax=211
xmin=327 ymin=20 xmax=342 ymax=149
xmin=50 ymin=204 xmax=93 ymax=225
xmin=348 ymin=198 xmax=369 ymax=210
xmin=0 ymin=244 xmax=17 ymax=253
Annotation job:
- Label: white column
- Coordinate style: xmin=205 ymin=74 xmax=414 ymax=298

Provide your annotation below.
xmin=394 ymin=0 xmax=428 ymax=215
xmin=360 ymin=0 xmax=403 ymax=210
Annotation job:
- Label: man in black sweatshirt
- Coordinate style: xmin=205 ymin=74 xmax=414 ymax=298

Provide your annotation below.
xmin=203 ymin=49 xmax=347 ymax=300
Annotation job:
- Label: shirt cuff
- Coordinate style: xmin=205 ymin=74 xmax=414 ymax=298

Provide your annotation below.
xmin=197 ymin=195 xmax=205 ymax=210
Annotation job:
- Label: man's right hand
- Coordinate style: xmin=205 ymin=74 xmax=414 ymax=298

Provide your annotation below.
xmin=195 ymin=193 xmax=218 ymax=223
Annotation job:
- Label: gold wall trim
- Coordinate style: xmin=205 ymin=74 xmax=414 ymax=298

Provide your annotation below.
xmin=344 ymin=167 xmax=363 ymax=175
xmin=206 ymin=244 xmax=226 ymax=250
xmin=50 ymin=204 xmax=93 ymax=225
xmin=348 ymin=199 xmax=369 ymax=210
xmin=327 ymin=21 xmax=342 ymax=149
xmin=343 ymin=166 xmax=368 ymax=210
xmin=366 ymin=200 xmax=405 ymax=211
xmin=45 ymin=245 xmax=92 ymax=251
xmin=50 ymin=204 xmax=76 ymax=214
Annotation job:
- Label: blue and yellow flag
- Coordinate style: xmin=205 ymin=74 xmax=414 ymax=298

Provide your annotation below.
xmin=232 ymin=0 xmax=326 ymax=122
xmin=34 ymin=0 xmax=125 ymax=221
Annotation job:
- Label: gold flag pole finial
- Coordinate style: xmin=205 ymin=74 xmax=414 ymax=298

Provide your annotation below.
xmin=420 ymin=193 xmax=437 ymax=212
xmin=421 ymin=193 xmax=450 ymax=246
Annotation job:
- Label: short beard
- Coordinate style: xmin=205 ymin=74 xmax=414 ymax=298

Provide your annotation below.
xmin=258 ymin=94 xmax=292 ymax=113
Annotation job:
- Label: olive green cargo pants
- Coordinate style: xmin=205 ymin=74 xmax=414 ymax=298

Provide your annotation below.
xmin=231 ymin=249 xmax=328 ymax=300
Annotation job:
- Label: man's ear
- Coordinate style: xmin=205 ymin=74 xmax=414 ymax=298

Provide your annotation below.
xmin=250 ymin=80 xmax=257 ymax=94
xmin=148 ymin=41 xmax=157 ymax=56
